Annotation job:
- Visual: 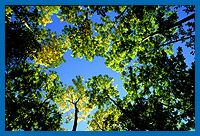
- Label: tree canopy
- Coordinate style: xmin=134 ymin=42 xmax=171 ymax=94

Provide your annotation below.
xmin=5 ymin=5 xmax=195 ymax=131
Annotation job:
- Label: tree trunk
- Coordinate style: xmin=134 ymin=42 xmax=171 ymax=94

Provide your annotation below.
xmin=72 ymin=103 xmax=78 ymax=131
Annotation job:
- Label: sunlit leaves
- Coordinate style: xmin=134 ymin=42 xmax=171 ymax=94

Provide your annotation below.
xmin=57 ymin=6 xmax=82 ymax=24
xmin=7 ymin=5 xmax=70 ymax=69
xmin=5 ymin=6 xmax=13 ymax=23
xmin=5 ymin=62 xmax=63 ymax=131
xmin=118 ymin=47 xmax=195 ymax=130
xmin=55 ymin=76 xmax=95 ymax=127
xmin=86 ymin=74 xmax=120 ymax=109
xmin=35 ymin=6 xmax=61 ymax=26
xmin=5 ymin=5 xmax=195 ymax=131
xmin=164 ymin=44 xmax=174 ymax=56
xmin=32 ymin=30 xmax=70 ymax=68
xmin=87 ymin=105 xmax=122 ymax=131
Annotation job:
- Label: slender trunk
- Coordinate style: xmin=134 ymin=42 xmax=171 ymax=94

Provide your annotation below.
xmin=140 ymin=13 xmax=195 ymax=44
xmin=72 ymin=103 xmax=78 ymax=131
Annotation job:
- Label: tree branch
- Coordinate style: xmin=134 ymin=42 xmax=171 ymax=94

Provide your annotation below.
xmin=114 ymin=6 xmax=129 ymax=29
xmin=107 ymin=95 xmax=132 ymax=120
xmin=115 ymin=6 xmax=129 ymax=22
xmin=10 ymin=6 xmax=61 ymax=53
xmin=66 ymin=99 xmax=73 ymax=104
xmin=160 ymin=35 xmax=195 ymax=47
xmin=11 ymin=7 xmax=41 ymax=40
xmin=139 ymin=13 xmax=195 ymax=44
xmin=97 ymin=122 xmax=105 ymax=131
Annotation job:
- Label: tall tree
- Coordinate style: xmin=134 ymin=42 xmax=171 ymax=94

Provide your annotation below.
xmin=86 ymin=47 xmax=194 ymax=130
xmin=54 ymin=76 xmax=95 ymax=131
xmin=5 ymin=5 xmax=195 ymax=131
xmin=5 ymin=62 xmax=64 ymax=130
xmin=118 ymin=47 xmax=195 ymax=130
xmin=7 ymin=5 xmax=69 ymax=68
xmin=5 ymin=5 xmax=67 ymax=131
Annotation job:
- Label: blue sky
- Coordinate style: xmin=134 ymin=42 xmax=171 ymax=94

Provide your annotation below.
xmin=0 ymin=0 xmax=199 ymax=135
xmin=47 ymin=11 xmax=125 ymax=130
xmin=4 ymin=4 xmax=196 ymax=132
xmin=43 ymin=6 xmax=195 ymax=131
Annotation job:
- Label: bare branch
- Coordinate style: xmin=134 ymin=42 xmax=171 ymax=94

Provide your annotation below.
xmin=160 ymin=35 xmax=195 ymax=47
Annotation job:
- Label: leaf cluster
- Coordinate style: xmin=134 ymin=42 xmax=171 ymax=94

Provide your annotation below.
xmin=5 ymin=5 xmax=195 ymax=131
